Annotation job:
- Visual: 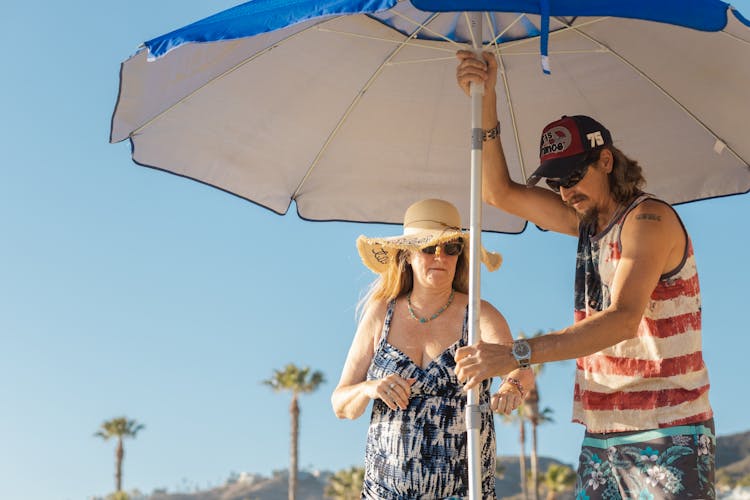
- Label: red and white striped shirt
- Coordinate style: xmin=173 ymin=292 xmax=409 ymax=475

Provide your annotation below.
xmin=572 ymin=194 xmax=712 ymax=432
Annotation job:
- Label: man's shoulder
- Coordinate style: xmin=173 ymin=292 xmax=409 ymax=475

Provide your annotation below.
xmin=627 ymin=197 xmax=679 ymax=225
xmin=621 ymin=197 xmax=686 ymax=256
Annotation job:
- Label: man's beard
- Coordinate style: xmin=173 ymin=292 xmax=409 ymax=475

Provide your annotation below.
xmin=566 ymin=195 xmax=598 ymax=226
xmin=578 ymin=207 xmax=599 ymax=226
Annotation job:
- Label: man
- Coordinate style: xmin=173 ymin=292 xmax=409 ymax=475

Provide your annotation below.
xmin=453 ymin=51 xmax=715 ymax=499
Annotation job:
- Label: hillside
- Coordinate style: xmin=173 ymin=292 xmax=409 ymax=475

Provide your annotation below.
xmin=495 ymin=456 xmax=574 ymax=498
xmin=141 ymin=457 xmax=572 ymax=500
xmin=121 ymin=429 xmax=749 ymax=500
xmin=718 ymin=431 xmax=750 ymax=468
xmin=148 ymin=472 xmax=330 ymax=500
xmin=716 ymin=430 xmax=750 ymax=487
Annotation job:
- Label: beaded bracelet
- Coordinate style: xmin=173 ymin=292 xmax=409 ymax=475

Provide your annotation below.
xmin=502 ymin=377 xmax=525 ymax=398
xmin=482 ymin=122 xmax=501 ymax=142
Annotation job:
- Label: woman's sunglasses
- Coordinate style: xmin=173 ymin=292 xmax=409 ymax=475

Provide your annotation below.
xmin=545 ymin=163 xmax=590 ymax=191
xmin=420 ymin=239 xmax=464 ymax=256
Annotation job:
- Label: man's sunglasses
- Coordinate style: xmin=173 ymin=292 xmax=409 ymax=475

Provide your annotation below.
xmin=420 ymin=239 xmax=464 ymax=256
xmin=545 ymin=163 xmax=590 ymax=191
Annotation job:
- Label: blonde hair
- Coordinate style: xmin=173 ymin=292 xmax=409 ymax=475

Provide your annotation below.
xmin=355 ymin=247 xmax=470 ymax=321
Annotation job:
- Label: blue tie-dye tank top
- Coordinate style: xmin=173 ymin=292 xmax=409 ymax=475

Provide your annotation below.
xmin=362 ymin=300 xmax=497 ymax=499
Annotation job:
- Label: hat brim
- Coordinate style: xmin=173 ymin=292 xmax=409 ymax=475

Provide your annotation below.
xmin=357 ymin=229 xmax=502 ymax=274
xmin=527 ymin=151 xmax=588 ymax=186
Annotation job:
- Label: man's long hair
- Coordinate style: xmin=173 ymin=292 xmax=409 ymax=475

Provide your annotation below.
xmin=606 ymin=145 xmax=646 ymax=203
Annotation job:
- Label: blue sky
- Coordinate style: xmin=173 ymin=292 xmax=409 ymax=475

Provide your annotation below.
xmin=2 ymin=2 xmax=749 ymax=499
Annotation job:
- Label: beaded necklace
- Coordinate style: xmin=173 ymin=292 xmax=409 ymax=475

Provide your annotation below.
xmin=407 ymin=290 xmax=455 ymax=324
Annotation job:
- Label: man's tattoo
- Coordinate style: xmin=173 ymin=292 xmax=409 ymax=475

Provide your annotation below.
xmin=636 ymin=213 xmax=661 ymax=221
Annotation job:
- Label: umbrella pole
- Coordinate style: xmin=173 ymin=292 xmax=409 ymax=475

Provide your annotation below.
xmin=466 ymin=11 xmax=484 ymax=500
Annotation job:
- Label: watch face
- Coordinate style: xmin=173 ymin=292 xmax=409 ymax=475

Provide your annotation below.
xmin=513 ymin=340 xmax=531 ymax=359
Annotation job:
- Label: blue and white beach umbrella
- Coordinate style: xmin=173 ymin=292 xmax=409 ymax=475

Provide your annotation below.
xmin=110 ymin=1 xmax=750 ymax=497
xmin=111 ymin=0 xmax=750 ymax=229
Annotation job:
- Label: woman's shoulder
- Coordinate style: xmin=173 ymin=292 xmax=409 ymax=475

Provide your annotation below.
xmin=479 ymin=297 xmax=502 ymax=314
xmin=357 ymin=298 xmax=392 ymax=350
xmin=360 ymin=297 xmax=391 ymax=325
xmin=450 ymin=292 xmax=503 ymax=313
xmin=478 ymin=298 xmax=510 ymax=336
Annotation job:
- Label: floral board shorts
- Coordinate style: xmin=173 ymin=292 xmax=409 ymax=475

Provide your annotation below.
xmin=575 ymin=420 xmax=715 ymax=500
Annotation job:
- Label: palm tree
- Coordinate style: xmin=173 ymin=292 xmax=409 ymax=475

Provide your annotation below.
xmin=542 ymin=464 xmax=576 ymax=500
xmin=524 ymin=386 xmax=539 ymax=500
xmin=94 ymin=417 xmax=145 ymax=493
xmin=495 ymin=461 xmax=506 ymax=480
xmin=324 ymin=466 xmax=364 ymax=500
xmin=525 ymin=390 xmax=554 ymax=500
xmin=263 ymin=364 xmax=325 ymax=500
xmin=497 ymin=404 xmax=528 ymax=499
xmin=524 ymin=330 xmax=555 ymax=500
xmin=507 ymin=331 xmax=531 ymax=499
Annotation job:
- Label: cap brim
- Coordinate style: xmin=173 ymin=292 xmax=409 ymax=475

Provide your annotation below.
xmin=527 ymin=152 xmax=587 ymax=186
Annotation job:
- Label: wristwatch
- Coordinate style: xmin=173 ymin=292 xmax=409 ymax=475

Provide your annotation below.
xmin=511 ymin=339 xmax=532 ymax=369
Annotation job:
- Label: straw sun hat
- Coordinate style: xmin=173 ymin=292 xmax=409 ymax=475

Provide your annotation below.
xmin=356 ymin=199 xmax=502 ymax=274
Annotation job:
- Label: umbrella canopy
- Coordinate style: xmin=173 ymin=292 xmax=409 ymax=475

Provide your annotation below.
xmin=110 ymin=0 xmax=750 ymax=233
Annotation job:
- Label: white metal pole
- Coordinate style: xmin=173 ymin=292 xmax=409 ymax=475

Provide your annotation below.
xmin=466 ymin=11 xmax=484 ymax=500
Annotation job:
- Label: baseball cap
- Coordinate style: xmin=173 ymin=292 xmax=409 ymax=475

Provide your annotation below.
xmin=527 ymin=115 xmax=612 ymax=186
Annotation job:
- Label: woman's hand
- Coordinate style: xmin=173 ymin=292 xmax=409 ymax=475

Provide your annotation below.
xmin=491 ymin=378 xmax=525 ymax=415
xmin=369 ymin=375 xmax=416 ymax=411
xmin=456 ymin=50 xmax=498 ymax=97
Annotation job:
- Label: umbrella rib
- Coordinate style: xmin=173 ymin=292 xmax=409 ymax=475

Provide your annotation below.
xmin=289 ymin=13 xmax=443 ymax=201
xmin=317 ymin=26 xmax=606 ymax=67
xmin=389 ymin=9 xmax=464 ymax=49
xmin=386 ymin=55 xmax=461 ymax=64
xmin=321 ymin=15 xmax=609 ymax=57
xmin=384 ymin=48 xmax=607 ymax=68
xmin=488 ymin=13 xmax=527 ymax=46
xmin=316 ymin=26 xmax=458 ymax=53
xmin=570 ymin=26 xmax=747 ymax=166
xmin=498 ymin=16 xmax=609 ymax=52
xmin=484 ymin=12 xmax=529 ymax=182
xmin=129 ymin=18 xmax=334 ymax=138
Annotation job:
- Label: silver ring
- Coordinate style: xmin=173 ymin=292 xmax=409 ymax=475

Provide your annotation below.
xmin=386 ymin=389 xmax=391 ymax=395
xmin=389 ymin=383 xmax=396 ymax=389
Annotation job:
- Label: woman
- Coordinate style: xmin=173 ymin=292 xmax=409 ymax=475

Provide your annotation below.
xmin=331 ymin=198 xmax=535 ymax=499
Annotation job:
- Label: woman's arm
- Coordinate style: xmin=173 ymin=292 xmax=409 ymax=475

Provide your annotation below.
xmin=478 ymin=299 xmax=512 ymax=345
xmin=492 ymin=366 xmax=535 ymax=415
xmin=331 ymin=300 xmax=413 ymax=418
xmin=478 ymin=300 xmax=535 ymax=414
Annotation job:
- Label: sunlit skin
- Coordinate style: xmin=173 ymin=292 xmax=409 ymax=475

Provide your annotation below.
xmin=452 ymin=50 xmax=687 ymax=391
xmin=331 ymin=239 xmax=534 ymax=418
xmin=408 ymin=245 xmax=458 ymax=297
xmin=409 ymin=246 xmax=528 ymax=412
xmin=558 ymin=150 xmax=620 ymax=231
